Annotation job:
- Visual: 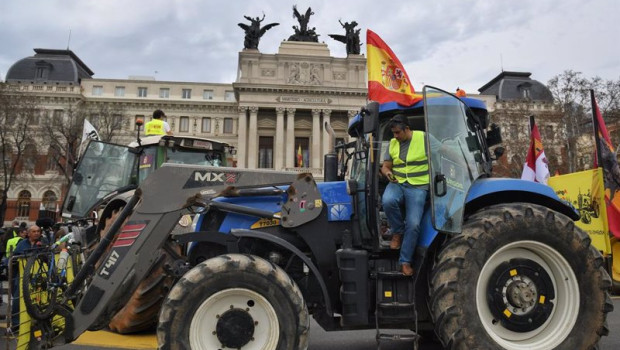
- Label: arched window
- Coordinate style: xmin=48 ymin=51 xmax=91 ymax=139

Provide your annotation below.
xmin=17 ymin=190 xmax=31 ymax=218
xmin=42 ymin=190 xmax=57 ymax=211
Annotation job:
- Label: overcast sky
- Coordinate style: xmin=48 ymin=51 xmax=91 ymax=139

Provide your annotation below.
xmin=1 ymin=0 xmax=618 ymax=93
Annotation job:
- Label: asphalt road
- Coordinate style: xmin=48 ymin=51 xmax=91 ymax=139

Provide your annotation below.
xmin=2 ymin=297 xmax=619 ymax=349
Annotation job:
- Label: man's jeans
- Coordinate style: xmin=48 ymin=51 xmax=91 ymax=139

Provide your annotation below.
xmin=382 ymin=182 xmax=428 ymax=265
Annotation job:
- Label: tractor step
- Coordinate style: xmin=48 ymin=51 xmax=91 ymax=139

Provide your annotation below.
xmin=376 ymin=332 xmax=419 ymax=341
xmin=376 ymin=270 xmax=411 ymax=279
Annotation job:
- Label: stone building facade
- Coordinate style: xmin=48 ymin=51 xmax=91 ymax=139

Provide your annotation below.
xmin=2 ymin=42 xmax=366 ymax=225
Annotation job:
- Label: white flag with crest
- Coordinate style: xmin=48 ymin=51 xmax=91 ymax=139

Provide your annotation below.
xmin=82 ymin=119 xmax=100 ymax=143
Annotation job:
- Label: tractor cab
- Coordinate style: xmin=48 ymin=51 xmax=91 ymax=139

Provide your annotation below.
xmin=345 ymin=86 xmax=502 ymax=247
xmin=61 ymin=135 xmax=233 ymax=219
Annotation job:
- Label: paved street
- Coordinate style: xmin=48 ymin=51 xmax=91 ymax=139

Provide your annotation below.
xmin=2 ymin=296 xmax=619 ymax=350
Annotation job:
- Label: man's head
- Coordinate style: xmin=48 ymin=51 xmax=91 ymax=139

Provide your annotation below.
xmin=153 ymin=109 xmax=166 ymax=120
xmin=28 ymin=225 xmax=41 ymax=242
xmin=390 ymin=114 xmax=412 ymax=142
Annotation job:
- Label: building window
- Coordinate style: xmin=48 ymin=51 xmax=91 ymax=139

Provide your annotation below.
xmin=223 ymin=118 xmax=233 ymax=133
xmin=258 ymin=136 xmax=274 ymax=169
xmin=160 ymin=88 xmax=170 ymax=98
xmin=522 ymin=88 xmax=531 ymax=99
xmin=182 ymin=89 xmax=192 ymax=99
xmin=115 ymin=86 xmax=125 ymax=97
xmin=46 ymin=148 xmax=59 ymax=172
xmin=92 ymin=85 xmax=103 ymax=96
xmin=138 ymin=87 xmax=148 ymax=98
xmin=53 ymin=109 xmax=63 ymax=123
xmin=36 ymin=67 xmax=45 ymax=79
xmin=135 ymin=115 xmax=144 ymax=131
xmin=294 ymin=137 xmax=310 ymax=168
xmin=202 ymin=117 xmax=212 ymax=133
xmin=545 ymin=125 xmax=554 ymax=139
xmin=180 ymin=117 xmax=189 ymax=132
xmin=224 ymin=91 xmax=235 ymax=101
xmin=42 ymin=190 xmax=57 ymax=211
xmin=22 ymin=144 xmax=37 ymax=173
xmin=17 ymin=190 xmax=31 ymax=218
xmin=203 ymin=90 xmax=214 ymax=100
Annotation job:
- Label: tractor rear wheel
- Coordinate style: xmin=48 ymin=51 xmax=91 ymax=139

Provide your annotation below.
xmin=430 ymin=203 xmax=612 ymax=350
xmin=157 ymin=254 xmax=309 ymax=350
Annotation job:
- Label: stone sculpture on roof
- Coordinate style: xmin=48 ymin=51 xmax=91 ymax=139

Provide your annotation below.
xmin=238 ymin=14 xmax=280 ymax=50
xmin=328 ymin=20 xmax=361 ymax=55
xmin=288 ymin=6 xmax=319 ymax=42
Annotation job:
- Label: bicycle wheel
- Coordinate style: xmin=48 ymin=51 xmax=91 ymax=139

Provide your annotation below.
xmin=22 ymin=252 xmax=60 ymax=320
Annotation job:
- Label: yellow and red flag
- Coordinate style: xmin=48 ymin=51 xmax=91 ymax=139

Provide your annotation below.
xmin=591 ymin=90 xmax=620 ymax=239
xmin=297 ymin=144 xmax=303 ymax=167
xmin=521 ymin=116 xmax=550 ymax=184
xmin=366 ymin=29 xmax=421 ymax=106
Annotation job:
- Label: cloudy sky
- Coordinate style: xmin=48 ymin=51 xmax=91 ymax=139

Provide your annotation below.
xmin=1 ymin=0 xmax=618 ymax=93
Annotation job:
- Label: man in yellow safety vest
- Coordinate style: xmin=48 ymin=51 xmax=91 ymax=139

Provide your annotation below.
xmin=145 ymin=109 xmax=173 ymax=136
xmin=380 ymin=114 xmax=440 ymax=276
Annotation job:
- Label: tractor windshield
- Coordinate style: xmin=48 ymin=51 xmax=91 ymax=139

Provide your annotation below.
xmin=424 ymin=86 xmax=482 ymax=233
xmin=61 ymin=141 xmax=137 ymax=219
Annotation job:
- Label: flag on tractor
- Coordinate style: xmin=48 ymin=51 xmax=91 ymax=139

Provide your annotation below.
xmin=591 ymin=90 xmax=620 ymax=239
xmin=366 ymin=29 xmax=421 ymax=106
xmin=297 ymin=144 xmax=303 ymax=167
xmin=82 ymin=119 xmax=100 ymax=143
xmin=521 ymin=115 xmax=550 ymax=184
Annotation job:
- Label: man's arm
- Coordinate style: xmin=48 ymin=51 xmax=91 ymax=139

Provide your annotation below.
xmin=381 ymin=160 xmax=398 ymax=183
xmin=164 ymin=121 xmax=173 ymax=135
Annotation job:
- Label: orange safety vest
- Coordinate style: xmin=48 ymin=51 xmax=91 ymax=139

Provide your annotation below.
xmin=145 ymin=119 xmax=166 ymax=135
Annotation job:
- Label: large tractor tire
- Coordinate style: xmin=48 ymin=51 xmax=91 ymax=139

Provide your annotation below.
xmin=430 ymin=203 xmax=612 ymax=350
xmin=99 ymin=207 xmax=180 ymax=334
xmin=157 ymin=254 xmax=309 ymax=350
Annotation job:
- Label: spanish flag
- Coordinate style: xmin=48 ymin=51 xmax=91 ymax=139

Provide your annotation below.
xmin=297 ymin=144 xmax=303 ymax=168
xmin=592 ymin=90 xmax=620 ymax=239
xmin=366 ymin=29 xmax=421 ymax=106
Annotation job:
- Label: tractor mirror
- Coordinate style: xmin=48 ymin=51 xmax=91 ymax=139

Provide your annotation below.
xmin=486 ymin=124 xmax=502 ymax=147
xmin=363 ymin=102 xmax=379 ymax=134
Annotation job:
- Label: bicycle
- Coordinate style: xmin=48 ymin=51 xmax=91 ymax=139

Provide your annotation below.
xmin=21 ymin=224 xmax=86 ymax=321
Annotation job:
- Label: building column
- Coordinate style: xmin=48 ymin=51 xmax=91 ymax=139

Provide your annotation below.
xmin=275 ymin=107 xmax=285 ymax=170
xmin=322 ymin=109 xmax=332 ymax=159
xmin=348 ymin=110 xmax=358 ymax=142
xmin=247 ymin=107 xmax=259 ymax=169
xmin=237 ymin=106 xmax=248 ymax=168
xmin=286 ymin=108 xmax=296 ymax=168
xmin=312 ymin=109 xmax=321 ymax=168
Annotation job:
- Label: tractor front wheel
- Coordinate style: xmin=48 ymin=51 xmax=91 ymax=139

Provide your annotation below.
xmin=157 ymin=254 xmax=309 ymax=350
xmin=430 ymin=203 xmax=612 ymax=350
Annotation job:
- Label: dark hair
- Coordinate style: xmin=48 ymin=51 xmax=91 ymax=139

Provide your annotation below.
xmin=153 ymin=109 xmax=166 ymax=119
xmin=389 ymin=114 xmax=410 ymax=130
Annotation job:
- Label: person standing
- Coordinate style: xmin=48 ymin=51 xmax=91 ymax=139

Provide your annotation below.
xmin=145 ymin=109 xmax=173 ymax=136
xmin=5 ymin=227 xmax=27 ymax=258
xmin=380 ymin=115 xmax=437 ymax=276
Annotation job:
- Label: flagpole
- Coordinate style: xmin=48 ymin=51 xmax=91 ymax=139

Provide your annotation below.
xmin=591 ymin=89 xmax=603 ymax=168
xmin=529 ymin=115 xmax=535 ymax=133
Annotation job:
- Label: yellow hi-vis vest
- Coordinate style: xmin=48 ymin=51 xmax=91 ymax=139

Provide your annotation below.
xmin=145 ymin=119 xmax=166 ymax=136
xmin=389 ymin=131 xmax=429 ymax=185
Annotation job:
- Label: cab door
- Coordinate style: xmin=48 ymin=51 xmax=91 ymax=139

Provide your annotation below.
xmin=61 ymin=141 xmax=138 ymax=219
xmin=424 ymin=86 xmax=483 ymax=233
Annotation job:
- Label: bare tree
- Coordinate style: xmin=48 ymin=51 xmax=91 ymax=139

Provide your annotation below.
xmin=85 ymin=102 xmax=126 ymax=142
xmin=40 ymin=101 xmax=86 ymax=186
xmin=547 ymin=70 xmax=591 ymax=173
xmin=548 ymin=71 xmax=620 ymax=171
xmin=0 ymin=83 xmax=37 ymax=224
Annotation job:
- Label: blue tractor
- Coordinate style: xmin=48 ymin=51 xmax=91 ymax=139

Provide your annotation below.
xmin=25 ymin=87 xmax=611 ymax=350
